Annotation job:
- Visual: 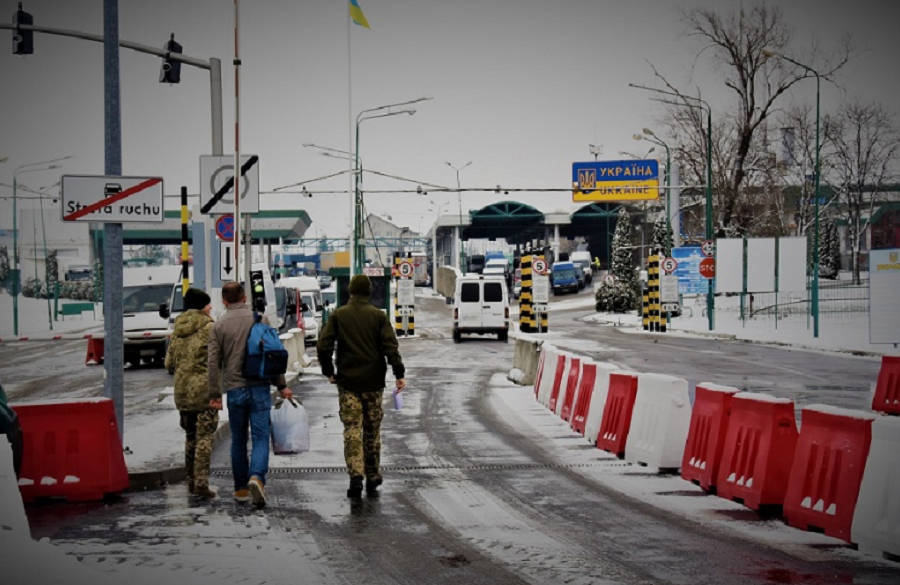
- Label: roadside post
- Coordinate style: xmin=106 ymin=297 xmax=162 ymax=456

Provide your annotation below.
xmin=532 ymin=255 xmax=550 ymax=333
xmin=395 ymin=257 xmax=415 ymax=337
xmin=518 ymin=245 xmax=534 ymax=333
xmin=660 ymin=255 xmax=679 ymax=328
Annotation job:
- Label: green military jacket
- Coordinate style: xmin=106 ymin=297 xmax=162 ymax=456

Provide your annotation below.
xmin=317 ymin=296 xmax=405 ymax=392
xmin=165 ymin=309 xmax=215 ymax=411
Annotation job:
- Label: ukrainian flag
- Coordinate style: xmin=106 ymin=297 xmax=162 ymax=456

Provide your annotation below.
xmin=349 ymin=0 xmax=370 ymax=29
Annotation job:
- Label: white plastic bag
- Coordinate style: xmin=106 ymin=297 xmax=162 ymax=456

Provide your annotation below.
xmin=392 ymin=388 xmax=404 ymax=410
xmin=270 ymin=398 xmax=310 ymax=454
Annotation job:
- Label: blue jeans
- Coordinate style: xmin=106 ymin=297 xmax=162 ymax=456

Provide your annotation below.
xmin=227 ymin=386 xmax=271 ymax=491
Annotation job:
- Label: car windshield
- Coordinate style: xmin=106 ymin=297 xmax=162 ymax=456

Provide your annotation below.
xmin=572 ymin=260 xmax=590 ymax=269
xmin=322 ymin=290 xmax=336 ymax=305
xmin=301 ymin=294 xmax=315 ymax=318
xmin=275 ymin=287 xmax=286 ymax=312
xmin=123 ymin=285 xmax=172 ymax=314
xmin=555 ymin=268 xmax=576 ymax=279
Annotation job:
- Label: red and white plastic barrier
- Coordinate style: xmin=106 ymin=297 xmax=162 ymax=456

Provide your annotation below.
xmin=532 ymin=343 xmax=549 ymax=399
xmin=548 ymin=351 xmax=573 ymax=413
xmin=852 ymin=415 xmax=900 ymax=558
xmin=872 ymin=356 xmax=900 ymax=415
xmin=536 ymin=346 xmax=562 ymax=408
xmin=624 ymin=374 xmax=692 ymax=472
xmin=571 ymin=361 xmax=598 ymax=435
xmin=716 ymin=392 xmax=798 ymax=511
xmin=682 ymin=383 xmax=741 ymax=493
xmin=584 ymin=362 xmax=621 ymax=445
xmin=783 ymin=405 xmax=876 ymax=543
xmin=596 ymin=372 xmax=639 ymax=458
xmin=558 ymin=356 xmax=583 ymax=420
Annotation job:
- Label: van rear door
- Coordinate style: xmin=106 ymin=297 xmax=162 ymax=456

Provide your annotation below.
xmin=458 ymin=281 xmax=482 ymax=328
xmin=481 ymin=280 xmax=506 ymax=328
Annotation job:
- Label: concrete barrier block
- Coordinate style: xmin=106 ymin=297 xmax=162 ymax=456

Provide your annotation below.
xmin=625 ymin=373 xmax=692 ymax=471
xmin=536 ymin=345 xmax=560 ymax=408
xmin=852 ymin=416 xmax=900 ymax=558
xmin=584 ymin=362 xmax=620 ymax=444
xmin=512 ymin=337 xmax=542 ymax=386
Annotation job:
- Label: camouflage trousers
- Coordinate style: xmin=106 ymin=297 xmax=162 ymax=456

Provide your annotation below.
xmin=179 ymin=409 xmax=219 ymax=489
xmin=338 ymin=388 xmax=384 ymax=480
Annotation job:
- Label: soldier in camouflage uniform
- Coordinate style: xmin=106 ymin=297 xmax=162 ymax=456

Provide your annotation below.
xmin=165 ymin=288 xmax=218 ymax=499
xmin=317 ymin=274 xmax=405 ymax=499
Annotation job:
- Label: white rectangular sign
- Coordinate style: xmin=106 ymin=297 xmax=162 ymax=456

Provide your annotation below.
xmin=61 ymin=175 xmax=164 ymax=223
xmin=200 ymin=155 xmax=260 ymax=215
xmin=869 ymin=248 xmax=900 ymax=344
xmin=532 ymin=274 xmax=550 ymax=303
xmin=220 ymin=241 xmax=236 ymax=281
xmin=660 ymin=274 xmax=679 ymax=303
xmin=396 ymin=279 xmax=415 ymax=306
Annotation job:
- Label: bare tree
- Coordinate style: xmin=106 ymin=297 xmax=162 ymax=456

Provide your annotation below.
xmin=653 ymin=3 xmax=851 ymax=235
xmin=825 ymin=100 xmax=900 ymax=283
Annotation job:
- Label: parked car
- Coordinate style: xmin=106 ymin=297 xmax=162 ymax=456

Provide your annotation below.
xmin=317 ymin=272 xmax=333 ymax=289
xmin=570 ymin=250 xmax=594 ymax=284
xmin=452 ymin=274 xmax=509 ymax=342
xmin=551 ymin=261 xmax=579 ymax=295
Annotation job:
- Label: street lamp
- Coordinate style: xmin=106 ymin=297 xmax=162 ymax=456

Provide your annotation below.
xmin=36 ymin=181 xmax=60 ymax=330
xmin=629 ymin=83 xmax=714 ymax=330
xmin=636 ymin=129 xmax=672 ymax=254
xmin=762 ymin=49 xmax=821 ymax=339
xmin=445 ymin=160 xmax=472 ymax=271
xmin=354 ymin=108 xmax=417 ymax=274
xmin=12 ymin=156 xmax=71 ymax=335
xmin=589 ymin=143 xmax=602 ymax=161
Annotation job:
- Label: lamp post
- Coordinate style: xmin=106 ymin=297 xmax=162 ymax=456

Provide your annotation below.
xmin=589 ymin=143 xmax=602 ymax=161
xmin=636 ymin=129 xmax=672 ymax=254
xmin=429 ymin=202 xmax=449 ymax=284
xmin=12 ymin=157 xmax=70 ymax=335
xmin=37 ymin=182 xmax=60 ymax=330
xmin=762 ymin=49 xmax=821 ymax=339
xmin=629 ymin=83 xmax=714 ymax=330
xmin=445 ymin=160 xmax=472 ymax=272
xmin=354 ymin=97 xmax=432 ymax=275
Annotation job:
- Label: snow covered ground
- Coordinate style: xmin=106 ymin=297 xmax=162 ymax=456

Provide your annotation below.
xmin=0 ymin=293 xmax=103 ymax=339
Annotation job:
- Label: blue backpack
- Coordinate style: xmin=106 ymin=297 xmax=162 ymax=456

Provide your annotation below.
xmin=243 ymin=312 xmax=289 ymax=380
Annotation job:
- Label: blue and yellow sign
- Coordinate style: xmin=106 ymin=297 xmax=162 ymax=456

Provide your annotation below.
xmin=572 ymin=160 xmax=660 ymax=202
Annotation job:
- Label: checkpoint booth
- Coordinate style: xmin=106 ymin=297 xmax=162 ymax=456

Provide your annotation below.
xmin=330 ymin=267 xmax=391 ymax=312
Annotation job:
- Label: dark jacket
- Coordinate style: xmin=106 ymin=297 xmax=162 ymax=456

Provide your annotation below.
xmin=208 ymin=303 xmax=287 ymax=400
xmin=316 ymin=296 xmax=405 ymax=392
xmin=165 ymin=309 xmax=214 ymax=411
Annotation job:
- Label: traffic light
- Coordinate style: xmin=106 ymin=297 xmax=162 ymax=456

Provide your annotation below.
xmin=159 ymin=33 xmax=182 ymax=84
xmin=13 ymin=2 xmax=34 ymax=55
xmin=249 ymin=270 xmax=266 ymax=312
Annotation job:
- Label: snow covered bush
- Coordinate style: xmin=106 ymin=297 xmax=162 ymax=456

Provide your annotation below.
xmin=595 ymin=279 xmax=639 ymax=313
xmin=651 ymin=214 xmax=673 ymax=257
xmin=0 ymin=244 xmax=9 ymax=288
xmin=611 ymin=208 xmax=635 ymax=284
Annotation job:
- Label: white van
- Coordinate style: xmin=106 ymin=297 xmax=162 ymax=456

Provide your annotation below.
xmin=452 ymin=274 xmax=509 ymax=342
xmin=275 ymin=276 xmax=322 ymax=346
xmin=123 ymin=265 xmax=184 ymax=367
xmin=569 ymin=250 xmax=593 ymax=284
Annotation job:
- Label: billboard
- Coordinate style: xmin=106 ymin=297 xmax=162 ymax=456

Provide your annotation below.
xmin=572 ymin=160 xmax=659 ymax=202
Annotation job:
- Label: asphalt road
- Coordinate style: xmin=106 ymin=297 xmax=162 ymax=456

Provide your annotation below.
xmin=11 ymin=289 xmax=898 ymax=585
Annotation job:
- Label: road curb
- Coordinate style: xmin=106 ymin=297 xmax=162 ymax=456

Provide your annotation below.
xmin=126 ymin=419 xmax=231 ymax=492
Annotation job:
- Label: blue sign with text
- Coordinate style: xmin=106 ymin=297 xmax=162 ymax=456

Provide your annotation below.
xmin=671 ymin=246 xmax=706 ymax=295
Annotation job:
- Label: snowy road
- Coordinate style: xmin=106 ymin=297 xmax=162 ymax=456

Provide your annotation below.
xmin=12 ymin=292 xmax=898 ymax=584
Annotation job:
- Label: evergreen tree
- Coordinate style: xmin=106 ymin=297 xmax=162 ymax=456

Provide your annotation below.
xmin=611 ymin=208 xmax=635 ymax=283
xmin=819 ymin=218 xmax=841 ymax=279
xmin=0 ymin=244 xmax=9 ymax=287
xmin=650 ymin=214 xmax=673 ymax=257
xmin=46 ymin=249 xmax=59 ymax=298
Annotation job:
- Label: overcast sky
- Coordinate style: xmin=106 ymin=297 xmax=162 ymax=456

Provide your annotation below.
xmin=1 ymin=0 xmax=898 ymax=238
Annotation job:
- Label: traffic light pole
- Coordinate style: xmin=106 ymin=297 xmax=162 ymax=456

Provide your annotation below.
xmin=0 ymin=22 xmax=224 ymax=156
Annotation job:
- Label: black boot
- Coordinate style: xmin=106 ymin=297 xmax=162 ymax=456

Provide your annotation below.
xmin=347 ymin=476 xmax=363 ymax=499
xmin=365 ymin=476 xmax=382 ymax=497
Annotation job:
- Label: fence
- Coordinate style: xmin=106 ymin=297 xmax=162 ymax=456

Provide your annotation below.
xmin=747 ymin=278 xmax=869 ymax=319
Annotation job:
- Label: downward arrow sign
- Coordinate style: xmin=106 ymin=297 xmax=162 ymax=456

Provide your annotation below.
xmin=224 ymin=254 xmax=233 ymax=275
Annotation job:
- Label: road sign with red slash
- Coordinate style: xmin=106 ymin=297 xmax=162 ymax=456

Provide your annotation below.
xmin=699 ymin=257 xmax=716 ymax=279
xmin=661 ymin=257 xmax=678 ymax=274
xmin=398 ymin=261 xmax=414 ymax=278
xmin=215 ymin=214 xmax=235 ymax=241
xmin=61 ymin=175 xmax=164 ymax=223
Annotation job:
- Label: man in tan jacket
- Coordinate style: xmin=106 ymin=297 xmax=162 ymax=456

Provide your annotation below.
xmin=209 ymin=282 xmax=292 ymax=508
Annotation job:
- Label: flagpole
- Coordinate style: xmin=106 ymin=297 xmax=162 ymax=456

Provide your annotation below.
xmin=347 ymin=2 xmax=355 ymax=277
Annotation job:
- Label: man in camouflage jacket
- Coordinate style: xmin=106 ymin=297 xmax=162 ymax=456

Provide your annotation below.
xmin=165 ymin=288 xmax=218 ymax=498
xmin=317 ymin=274 xmax=405 ymax=499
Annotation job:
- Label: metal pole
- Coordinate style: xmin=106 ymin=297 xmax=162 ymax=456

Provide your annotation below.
xmin=705 ymin=106 xmax=715 ymax=331
xmin=38 ymin=189 xmax=52 ymax=330
xmin=671 ymin=163 xmax=681 ymax=247
xmin=354 ymin=120 xmax=361 ymax=275
xmin=233 ymin=0 xmax=248 ymax=298
xmin=209 ymin=57 xmax=223 ymax=156
xmin=813 ymin=72 xmax=821 ymax=338
xmin=12 ymin=175 xmax=19 ymax=336
xmin=103 ymin=0 xmax=125 ymax=440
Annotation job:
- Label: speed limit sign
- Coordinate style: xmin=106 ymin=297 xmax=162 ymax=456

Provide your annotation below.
xmin=398 ymin=261 xmax=413 ymax=278
xmin=603 ymin=274 xmax=616 ymax=284
xmin=661 ymin=257 xmax=678 ymax=274
xmin=532 ymin=258 xmax=547 ymax=274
